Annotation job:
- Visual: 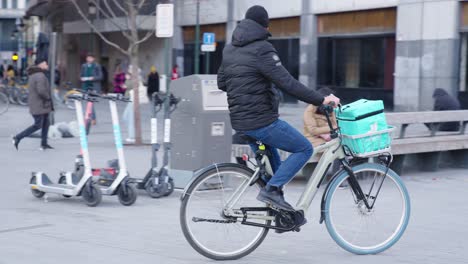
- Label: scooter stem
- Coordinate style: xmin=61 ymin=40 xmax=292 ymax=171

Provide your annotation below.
xmin=109 ymin=100 xmax=128 ymax=173
xmin=74 ymin=99 xmax=92 ymax=176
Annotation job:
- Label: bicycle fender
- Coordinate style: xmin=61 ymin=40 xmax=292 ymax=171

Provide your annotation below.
xmin=180 ymin=163 xmax=254 ymax=201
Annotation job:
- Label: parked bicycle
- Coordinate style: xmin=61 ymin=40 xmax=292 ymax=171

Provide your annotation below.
xmin=0 ymin=78 xmax=28 ymax=106
xmin=180 ymin=103 xmax=411 ymax=260
xmin=0 ymin=89 xmax=9 ymax=115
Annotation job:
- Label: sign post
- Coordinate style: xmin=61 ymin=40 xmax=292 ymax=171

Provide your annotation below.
xmin=156 ymin=3 xmax=175 ymax=140
xmin=156 ymin=3 xmax=174 ymax=93
xmin=202 ymin=32 xmax=216 ymax=74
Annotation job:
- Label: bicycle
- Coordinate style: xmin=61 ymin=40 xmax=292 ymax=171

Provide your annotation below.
xmin=0 ymin=90 xmax=9 ymax=115
xmin=180 ymin=104 xmax=411 ymax=260
xmin=13 ymin=81 xmax=29 ymax=106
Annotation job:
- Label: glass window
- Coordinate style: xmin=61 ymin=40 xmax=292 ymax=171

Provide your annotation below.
xmin=318 ymin=36 xmax=395 ymax=90
xmin=12 ymin=0 xmax=17 ymax=9
xmin=2 ymin=0 xmax=7 ymax=8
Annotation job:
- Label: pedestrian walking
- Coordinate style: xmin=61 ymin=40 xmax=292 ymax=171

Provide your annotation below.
xmin=113 ymin=63 xmax=126 ymax=94
xmin=122 ymin=65 xmax=148 ymax=143
xmin=80 ymin=54 xmax=103 ymax=124
xmin=7 ymin=65 xmax=16 ymax=86
xmin=12 ymin=59 xmax=54 ymax=151
xmin=171 ymin=64 xmax=179 ymax=80
xmin=0 ymin=63 xmax=5 ymax=80
xmin=101 ymin=64 xmax=109 ymax=93
xmin=147 ymin=65 xmax=159 ymax=99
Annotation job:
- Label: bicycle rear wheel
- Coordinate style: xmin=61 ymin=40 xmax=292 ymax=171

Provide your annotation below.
xmin=16 ymin=87 xmax=28 ymax=106
xmin=180 ymin=164 xmax=270 ymax=260
xmin=0 ymin=92 xmax=9 ymax=115
xmin=324 ymin=163 xmax=410 ymax=255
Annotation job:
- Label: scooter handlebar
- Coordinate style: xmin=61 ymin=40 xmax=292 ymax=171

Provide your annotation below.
xmin=72 ymin=88 xmax=100 ymax=97
xmin=169 ymin=94 xmax=181 ymax=106
xmin=67 ymin=93 xmax=99 ymax=102
xmin=101 ymin=93 xmax=132 ymax=102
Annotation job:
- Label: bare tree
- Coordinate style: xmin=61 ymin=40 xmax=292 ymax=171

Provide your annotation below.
xmin=70 ymin=0 xmax=156 ymax=145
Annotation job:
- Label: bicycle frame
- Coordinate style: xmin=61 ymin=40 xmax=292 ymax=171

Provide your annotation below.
xmin=222 ymin=138 xmax=346 ymax=221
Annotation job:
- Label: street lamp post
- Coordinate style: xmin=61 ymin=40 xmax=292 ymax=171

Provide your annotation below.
xmin=15 ymin=18 xmax=25 ymax=76
xmin=194 ymin=0 xmax=200 ymax=74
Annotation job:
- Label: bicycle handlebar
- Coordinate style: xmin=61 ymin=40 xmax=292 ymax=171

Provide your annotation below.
xmin=319 ymin=102 xmax=339 ymax=139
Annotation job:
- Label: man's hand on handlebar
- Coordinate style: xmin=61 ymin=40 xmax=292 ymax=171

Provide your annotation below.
xmin=323 ymin=94 xmax=340 ymax=107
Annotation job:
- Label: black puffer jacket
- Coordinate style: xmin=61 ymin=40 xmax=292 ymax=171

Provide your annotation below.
xmin=433 ymin=88 xmax=461 ymax=131
xmin=217 ymin=19 xmax=324 ymax=131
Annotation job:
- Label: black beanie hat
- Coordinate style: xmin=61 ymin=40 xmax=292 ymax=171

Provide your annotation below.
xmin=245 ymin=5 xmax=269 ymax=28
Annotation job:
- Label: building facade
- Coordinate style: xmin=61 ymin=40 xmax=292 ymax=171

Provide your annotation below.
xmin=26 ymin=0 xmax=162 ymax=92
xmin=179 ymin=0 xmax=468 ymax=110
xmin=25 ymin=0 xmax=468 ymax=110
xmin=0 ymin=0 xmax=30 ymax=69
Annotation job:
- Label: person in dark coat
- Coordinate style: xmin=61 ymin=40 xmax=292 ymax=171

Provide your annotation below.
xmin=430 ymin=88 xmax=461 ymax=131
xmin=217 ymin=5 xmax=340 ymax=212
xmin=12 ymin=59 xmax=54 ymax=150
xmin=80 ymin=54 xmax=103 ymax=124
xmin=147 ymin=66 xmax=159 ymax=99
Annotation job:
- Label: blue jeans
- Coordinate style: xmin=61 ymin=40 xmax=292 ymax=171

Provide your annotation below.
xmin=244 ymin=119 xmax=313 ymax=187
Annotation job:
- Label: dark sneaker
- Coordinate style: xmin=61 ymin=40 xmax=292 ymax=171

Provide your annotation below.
xmin=12 ymin=136 xmax=20 ymax=150
xmin=257 ymin=186 xmax=294 ymax=211
xmin=40 ymin=144 xmax=54 ymax=151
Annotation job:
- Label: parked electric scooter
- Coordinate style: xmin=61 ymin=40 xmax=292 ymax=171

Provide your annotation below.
xmin=58 ymin=92 xmax=138 ymax=206
xmin=131 ymin=92 xmax=180 ymax=198
xmin=29 ymin=92 xmax=102 ymax=207
xmin=96 ymin=93 xmax=137 ymax=205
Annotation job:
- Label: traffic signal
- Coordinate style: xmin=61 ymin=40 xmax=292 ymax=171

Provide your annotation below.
xmin=12 ymin=53 xmax=19 ymax=61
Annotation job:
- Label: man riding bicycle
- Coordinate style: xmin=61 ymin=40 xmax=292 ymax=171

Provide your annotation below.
xmin=217 ymin=5 xmax=340 ymax=212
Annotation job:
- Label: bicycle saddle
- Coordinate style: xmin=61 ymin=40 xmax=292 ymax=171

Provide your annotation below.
xmin=233 ymin=132 xmax=257 ymax=144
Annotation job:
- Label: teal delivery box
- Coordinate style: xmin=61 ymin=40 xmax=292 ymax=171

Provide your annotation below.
xmin=335 ymin=99 xmax=392 ymax=155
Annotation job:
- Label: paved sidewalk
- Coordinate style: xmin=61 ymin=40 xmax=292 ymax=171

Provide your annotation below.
xmin=1 ymin=104 xmax=467 ymax=264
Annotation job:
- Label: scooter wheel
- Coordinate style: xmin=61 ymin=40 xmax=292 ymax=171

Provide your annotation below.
xmin=30 ymin=176 xmax=45 ymax=198
xmin=145 ymin=180 xmax=166 ymax=198
xmin=31 ymin=188 xmax=45 ymax=199
xmin=163 ymin=177 xmax=175 ymax=197
xmin=118 ymin=184 xmax=137 ymax=206
xmin=58 ymin=176 xmax=72 ymax=198
xmin=82 ymin=183 xmax=102 ymax=207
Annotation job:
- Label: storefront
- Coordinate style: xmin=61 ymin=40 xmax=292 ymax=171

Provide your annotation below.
xmin=316 ymin=8 xmax=396 ymax=108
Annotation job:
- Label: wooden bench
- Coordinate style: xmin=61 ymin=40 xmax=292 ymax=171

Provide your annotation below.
xmin=232 ymin=110 xmax=468 ymax=175
xmin=386 ymin=110 xmax=468 ymax=172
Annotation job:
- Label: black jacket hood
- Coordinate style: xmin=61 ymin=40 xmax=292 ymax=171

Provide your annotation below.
xmin=27 ymin=66 xmax=45 ymax=76
xmin=232 ymin=19 xmax=271 ymax=47
xmin=433 ymin=88 xmax=448 ymax=98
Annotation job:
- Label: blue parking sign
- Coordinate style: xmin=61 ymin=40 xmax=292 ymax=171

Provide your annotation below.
xmin=203 ymin=32 xmax=215 ymax=45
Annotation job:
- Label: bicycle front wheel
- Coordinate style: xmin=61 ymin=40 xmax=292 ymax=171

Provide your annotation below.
xmin=324 ymin=163 xmax=410 ymax=255
xmin=0 ymin=92 xmax=9 ymax=115
xmin=180 ymin=164 xmax=270 ymax=260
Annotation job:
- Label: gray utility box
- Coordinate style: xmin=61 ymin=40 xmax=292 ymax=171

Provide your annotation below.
xmin=170 ymin=75 xmax=232 ymax=189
